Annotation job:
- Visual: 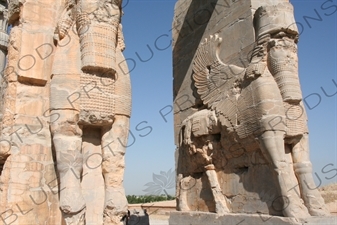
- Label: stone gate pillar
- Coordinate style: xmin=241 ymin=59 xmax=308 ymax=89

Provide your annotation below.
xmin=171 ymin=0 xmax=331 ymax=224
xmin=0 ymin=1 xmax=63 ymax=224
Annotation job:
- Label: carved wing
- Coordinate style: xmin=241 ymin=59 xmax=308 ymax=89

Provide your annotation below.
xmin=192 ymin=34 xmax=246 ymax=125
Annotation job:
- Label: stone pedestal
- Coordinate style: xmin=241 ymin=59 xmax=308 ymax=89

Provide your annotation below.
xmin=169 ymin=212 xmax=337 ymax=225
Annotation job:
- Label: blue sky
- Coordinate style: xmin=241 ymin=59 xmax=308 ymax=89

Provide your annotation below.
xmin=121 ymin=0 xmax=337 ymax=195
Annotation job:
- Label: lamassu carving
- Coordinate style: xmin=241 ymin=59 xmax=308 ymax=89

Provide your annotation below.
xmin=177 ymin=2 xmax=329 ymax=219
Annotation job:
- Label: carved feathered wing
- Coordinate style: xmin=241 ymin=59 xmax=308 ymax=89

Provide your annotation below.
xmin=192 ymin=34 xmax=246 ymax=127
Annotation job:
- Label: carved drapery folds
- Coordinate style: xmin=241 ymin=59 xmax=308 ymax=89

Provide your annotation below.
xmin=51 ymin=0 xmax=131 ymax=224
xmin=0 ymin=0 xmax=131 ymax=224
xmin=76 ymin=1 xmax=119 ymax=75
xmin=55 ymin=0 xmax=130 ymax=126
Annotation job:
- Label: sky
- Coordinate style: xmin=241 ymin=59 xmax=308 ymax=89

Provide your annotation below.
xmin=120 ymin=0 xmax=337 ymax=195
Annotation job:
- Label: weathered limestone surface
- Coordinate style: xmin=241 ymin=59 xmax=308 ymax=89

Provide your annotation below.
xmin=173 ymin=0 xmax=329 ymax=220
xmin=0 ymin=0 xmax=9 ymax=133
xmin=0 ymin=1 xmax=62 ymax=224
xmin=0 ymin=0 xmax=131 ymax=225
xmin=169 ymin=212 xmax=337 ymax=225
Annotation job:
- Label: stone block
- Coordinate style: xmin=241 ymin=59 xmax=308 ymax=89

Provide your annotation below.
xmin=169 ymin=211 xmax=337 ymax=225
xmin=16 ymin=30 xmax=54 ymax=86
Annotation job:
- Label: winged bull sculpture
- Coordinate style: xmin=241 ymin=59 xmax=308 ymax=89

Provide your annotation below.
xmin=178 ymin=3 xmax=329 ymax=219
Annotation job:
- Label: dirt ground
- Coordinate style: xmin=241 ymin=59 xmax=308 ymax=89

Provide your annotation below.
xmin=129 ymin=183 xmax=337 ymax=224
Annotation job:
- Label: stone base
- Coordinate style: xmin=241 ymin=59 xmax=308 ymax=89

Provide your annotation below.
xmin=169 ymin=211 xmax=337 ymax=225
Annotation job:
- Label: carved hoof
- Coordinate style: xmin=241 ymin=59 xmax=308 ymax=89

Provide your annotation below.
xmin=60 ymin=188 xmax=86 ymax=214
xmin=103 ymin=188 xmax=127 ymax=225
xmin=216 ymin=206 xmax=230 ymax=215
xmin=104 ymin=199 xmax=116 ymax=211
xmin=63 ymin=207 xmax=86 ymax=225
xmin=103 ymin=214 xmax=124 ymax=225
xmin=177 ymin=202 xmax=190 ymax=211
xmin=104 ymin=188 xmax=128 ymax=211
xmin=282 ymin=201 xmax=310 ymax=219
xmin=214 ymin=198 xmax=230 ymax=215
xmin=304 ymin=194 xmax=330 ymax=216
xmin=308 ymin=207 xmax=330 ymax=216
xmin=61 ymin=205 xmax=72 ymax=214
xmin=0 ymin=140 xmax=11 ymax=159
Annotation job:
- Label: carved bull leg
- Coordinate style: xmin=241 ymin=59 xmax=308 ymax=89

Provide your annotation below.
xmin=176 ymin=173 xmax=190 ymax=211
xmin=205 ymin=164 xmax=229 ymax=214
xmin=258 ymin=130 xmax=310 ymax=218
xmin=292 ymin=134 xmax=330 ymax=216
xmin=51 ymin=110 xmax=86 ymax=225
xmin=101 ymin=115 xmax=129 ymax=225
